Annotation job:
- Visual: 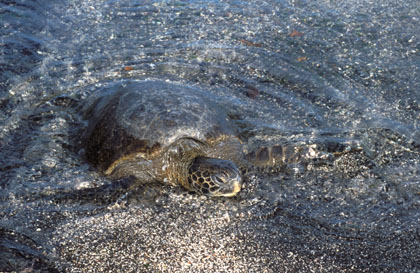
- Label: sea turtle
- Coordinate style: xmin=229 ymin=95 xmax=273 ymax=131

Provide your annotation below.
xmin=81 ymin=80 xmax=338 ymax=197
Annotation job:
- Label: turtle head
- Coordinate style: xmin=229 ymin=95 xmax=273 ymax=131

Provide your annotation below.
xmin=187 ymin=157 xmax=241 ymax=197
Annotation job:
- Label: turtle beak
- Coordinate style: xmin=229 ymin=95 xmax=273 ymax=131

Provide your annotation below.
xmin=212 ymin=167 xmax=242 ymax=197
xmin=220 ymin=179 xmax=241 ymax=197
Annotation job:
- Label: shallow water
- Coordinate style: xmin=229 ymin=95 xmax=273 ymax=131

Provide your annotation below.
xmin=1 ymin=0 xmax=419 ymax=272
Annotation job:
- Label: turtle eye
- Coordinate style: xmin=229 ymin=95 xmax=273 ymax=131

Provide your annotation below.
xmin=215 ymin=176 xmax=225 ymax=184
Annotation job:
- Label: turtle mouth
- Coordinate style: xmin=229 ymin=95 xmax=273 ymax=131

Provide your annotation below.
xmin=208 ymin=172 xmax=242 ymax=197
xmin=187 ymin=157 xmax=242 ymax=197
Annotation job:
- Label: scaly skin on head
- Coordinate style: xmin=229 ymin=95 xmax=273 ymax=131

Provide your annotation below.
xmin=163 ymin=137 xmax=242 ymax=197
xmin=187 ymin=157 xmax=241 ymax=197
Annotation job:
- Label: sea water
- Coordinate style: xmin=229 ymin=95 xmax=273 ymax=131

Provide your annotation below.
xmin=1 ymin=0 xmax=419 ymax=271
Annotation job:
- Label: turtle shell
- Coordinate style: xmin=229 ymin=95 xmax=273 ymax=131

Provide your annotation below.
xmin=82 ymin=80 xmax=236 ymax=175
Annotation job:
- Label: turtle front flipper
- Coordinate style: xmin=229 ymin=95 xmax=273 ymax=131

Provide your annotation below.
xmin=108 ymin=158 xmax=161 ymax=184
xmin=246 ymin=144 xmax=330 ymax=167
xmin=245 ymin=140 xmax=363 ymax=171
